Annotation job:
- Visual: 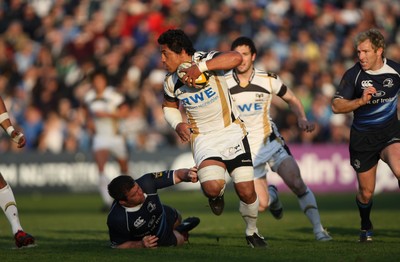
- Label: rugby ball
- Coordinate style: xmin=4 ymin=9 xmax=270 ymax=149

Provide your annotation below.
xmin=177 ymin=61 xmax=209 ymax=89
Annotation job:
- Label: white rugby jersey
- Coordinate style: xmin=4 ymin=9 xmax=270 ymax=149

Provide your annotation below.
xmin=226 ymin=68 xmax=286 ymax=143
xmin=163 ymin=51 xmax=242 ymax=134
xmin=84 ymin=87 xmax=124 ymax=136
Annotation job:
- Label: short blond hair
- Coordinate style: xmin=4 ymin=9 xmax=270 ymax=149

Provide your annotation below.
xmin=355 ymin=28 xmax=385 ymax=57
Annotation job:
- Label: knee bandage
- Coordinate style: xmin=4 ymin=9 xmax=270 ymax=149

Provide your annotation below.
xmin=231 ymin=166 xmax=254 ymax=183
xmin=198 ymin=165 xmax=226 ymax=183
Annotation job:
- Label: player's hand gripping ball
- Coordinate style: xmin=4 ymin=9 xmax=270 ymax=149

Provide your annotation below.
xmin=177 ymin=61 xmax=209 ymax=89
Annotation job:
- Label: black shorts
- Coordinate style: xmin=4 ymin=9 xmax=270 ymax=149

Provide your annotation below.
xmin=349 ymin=120 xmax=400 ymax=172
xmin=157 ymin=205 xmax=179 ymax=247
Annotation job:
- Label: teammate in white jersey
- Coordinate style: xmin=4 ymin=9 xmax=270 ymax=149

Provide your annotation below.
xmin=84 ymin=70 xmax=130 ymax=211
xmin=158 ymin=29 xmax=266 ymax=248
xmin=226 ymin=36 xmax=332 ymax=241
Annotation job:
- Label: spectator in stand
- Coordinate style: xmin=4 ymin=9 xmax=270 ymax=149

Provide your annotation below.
xmin=0 ymin=0 xmax=398 ymax=152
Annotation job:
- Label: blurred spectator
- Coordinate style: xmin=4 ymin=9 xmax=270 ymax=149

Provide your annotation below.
xmin=294 ymin=29 xmax=320 ymax=61
xmin=3 ymin=20 xmax=30 ymax=52
xmin=308 ymin=93 xmax=334 ymax=142
xmin=122 ymin=99 xmax=148 ymax=152
xmin=329 ymin=114 xmax=350 ymax=144
xmin=38 ymin=111 xmax=65 ymax=153
xmin=14 ymin=39 xmax=39 ymax=74
xmin=29 ymin=0 xmax=54 ymax=18
xmin=21 ymin=3 xmax=42 ymax=41
xmin=19 ymin=105 xmax=43 ymax=150
xmin=269 ymin=28 xmax=291 ymax=64
xmin=59 ymin=15 xmax=80 ymax=44
xmin=31 ymin=73 xmax=63 ymax=118
xmin=194 ymin=16 xmax=222 ymax=51
xmin=6 ymin=0 xmax=25 ymax=22
xmin=65 ymin=31 xmax=95 ymax=64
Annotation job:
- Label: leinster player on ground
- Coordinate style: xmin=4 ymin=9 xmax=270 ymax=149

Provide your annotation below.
xmin=107 ymin=167 xmax=200 ymax=248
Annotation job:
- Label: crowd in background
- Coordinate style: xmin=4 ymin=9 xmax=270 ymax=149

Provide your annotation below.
xmin=0 ymin=0 xmax=399 ymax=154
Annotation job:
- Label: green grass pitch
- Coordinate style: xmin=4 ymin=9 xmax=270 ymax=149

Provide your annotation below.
xmin=0 ymin=190 xmax=399 ymax=262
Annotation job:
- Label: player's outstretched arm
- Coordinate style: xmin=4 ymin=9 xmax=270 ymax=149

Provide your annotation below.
xmin=174 ymin=167 xmax=198 ymax=184
xmin=281 ymin=88 xmax=315 ymax=132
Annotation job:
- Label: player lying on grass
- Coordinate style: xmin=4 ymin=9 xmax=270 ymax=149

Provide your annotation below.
xmin=107 ymin=167 xmax=200 ymax=248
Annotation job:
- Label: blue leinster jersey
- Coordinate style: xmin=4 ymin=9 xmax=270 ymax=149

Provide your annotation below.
xmin=107 ymin=170 xmax=175 ymax=246
xmin=334 ymin=58 xmax=400 ymax=131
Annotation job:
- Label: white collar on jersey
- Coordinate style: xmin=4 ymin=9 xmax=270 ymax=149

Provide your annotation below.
xmin=233 ymin=68 xmax=255 ymax=85
xmin=123 ymin=193 xmax=148 ymax=212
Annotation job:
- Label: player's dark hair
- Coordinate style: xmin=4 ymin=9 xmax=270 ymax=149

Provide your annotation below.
xmin=157 ymin=29 xmax=196 ymax=55
xmin=355 ymin=28 xmax=385 ymax=58
xmin=108 ymin=175 xmax=136 ymax=201
xmin=231 ymin=36 xmax=257 ymax=55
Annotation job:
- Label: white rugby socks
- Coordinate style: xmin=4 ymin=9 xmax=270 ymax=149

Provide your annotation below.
xmin=0 ymin=184 xmax=23 ymax=234
xmin=298 ymin=188 xmax=324 ymax=234
xmin=239 ymin=196 xmax=260 ymax=236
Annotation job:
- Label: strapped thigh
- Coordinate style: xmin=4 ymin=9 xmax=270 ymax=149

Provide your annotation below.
xmin=198 ymin=165 xmax=226 ymax=183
